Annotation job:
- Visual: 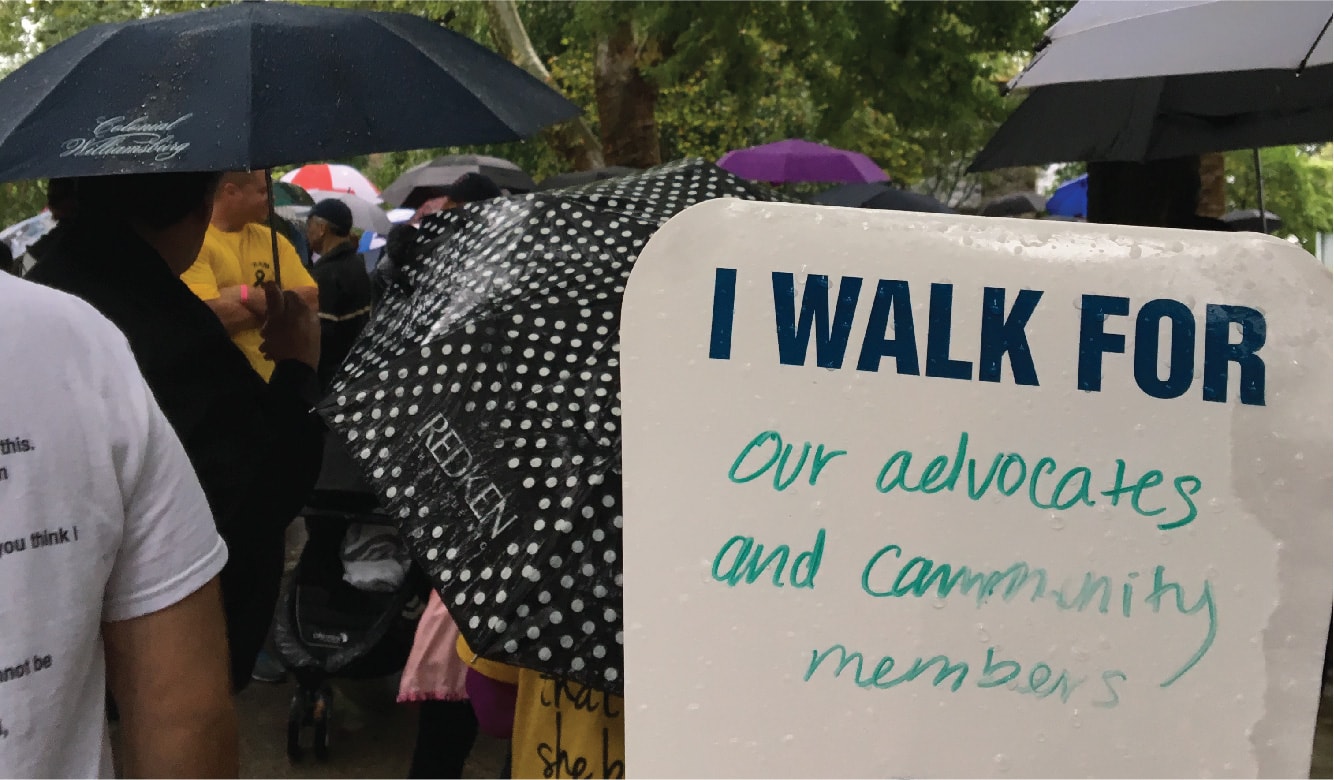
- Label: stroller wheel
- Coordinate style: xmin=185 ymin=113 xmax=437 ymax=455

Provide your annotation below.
xmin=286 ymin=691 xmax=306 ymax=763
xmin=312 ymin=687 xmax=332 ymax=762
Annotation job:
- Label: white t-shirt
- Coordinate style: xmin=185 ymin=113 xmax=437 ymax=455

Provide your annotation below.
xmin=0 ymin=272 xmax=228 ymax=778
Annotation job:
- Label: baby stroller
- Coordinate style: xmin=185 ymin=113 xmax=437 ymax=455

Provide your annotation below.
xmin=273 ymin=433 xmax=426 ymax=762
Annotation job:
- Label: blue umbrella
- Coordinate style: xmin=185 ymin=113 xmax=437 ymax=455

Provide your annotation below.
xmin=1046 ymin=174 xmax=1088 ymax=218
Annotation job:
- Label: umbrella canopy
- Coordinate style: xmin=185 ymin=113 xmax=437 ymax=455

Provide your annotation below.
xmin=0 ymin=1 xmax=580 ymax=181
xmin=536 ymin=167 xmax=640 ymax=190
xmin=306 ymin=189 xmax=392 ymax=234
xmin=717 ymin=139 xmax=888 ymax=184
xmin=319 ymin=159 xmax=793 ymax=693
xmin=283 ymin=164 xmax=380 ymax=201
xmin=971 ymin=66 xmax=1333 ymax=169
xmin=970 ymin=0 xmax=1333 ymax=170
xmin=1010 ymin=0 xmax=1333 ymax=90
xmin=980 ymin=191 xmax=1047 ymax=217
xmin=1 ymin=211 xmax=55 ymax=257
xmin=1045 ymin=174 xmax=1088 ymax=218
xmin=272 ymin=180 xmax=314 ymax=207
xmin=381 ymin=155 xmax=537 ymax=209
xmin=1221 ymin=208 xmax=1284 ymax=233
xmin=810 ymin=182 xmax=955 ymax=213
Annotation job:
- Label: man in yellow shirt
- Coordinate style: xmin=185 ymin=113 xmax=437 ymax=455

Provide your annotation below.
xmin=182 ymin=170 xmax=319 ymax=380
xmin=458 ymin=635 xmax=625 ymax=779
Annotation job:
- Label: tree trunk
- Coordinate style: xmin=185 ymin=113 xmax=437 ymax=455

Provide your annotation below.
xmin=594 ymin=19 xmax=660 ymax=168
xmin=483 ymin=0 xmax=604 ymax=171
xmin=1196 ymin=152 xmax=1226 ymax=217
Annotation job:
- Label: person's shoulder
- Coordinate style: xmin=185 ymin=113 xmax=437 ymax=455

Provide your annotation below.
xmin=0 ymin=271 xmax=135 ymax=362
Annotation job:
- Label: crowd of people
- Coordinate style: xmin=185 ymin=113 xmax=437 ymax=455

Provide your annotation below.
xmin=2 ymin=163 xmax=624 ymax=778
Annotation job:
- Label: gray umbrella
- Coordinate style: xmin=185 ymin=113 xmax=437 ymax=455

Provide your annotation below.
xmin=1221 ymin=209 xmax=1283 ymax=234
xmin=381 ymin=154 xmax=536 ymax=208
xmin=306 ymin=189 xmax=392 ymax=234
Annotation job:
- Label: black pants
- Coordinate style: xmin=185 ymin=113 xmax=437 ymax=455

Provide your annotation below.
xmin=408 ymin=699 xmax=479 ymax=779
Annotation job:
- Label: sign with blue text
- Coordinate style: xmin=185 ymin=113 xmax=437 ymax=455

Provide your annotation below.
xmin=621 ymin=199 xmax=1332 ymax=778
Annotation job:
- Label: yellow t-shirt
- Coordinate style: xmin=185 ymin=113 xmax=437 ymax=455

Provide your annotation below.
xmin=181 ymin=223 xmax=316 ymax=380
xmin=458 ymin=635 xmax=626 ymax=779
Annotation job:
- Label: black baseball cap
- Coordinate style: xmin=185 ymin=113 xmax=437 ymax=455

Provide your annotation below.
xmin=309 ymin=198 xmax=354 ymax=235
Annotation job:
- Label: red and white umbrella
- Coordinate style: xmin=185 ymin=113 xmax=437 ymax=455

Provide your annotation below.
xmin=281 ymin=164 xmax=381 ymax=202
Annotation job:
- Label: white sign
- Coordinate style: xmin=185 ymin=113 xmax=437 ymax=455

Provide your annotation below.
xmin=621 ymin=200 xmax=1332 ymax=778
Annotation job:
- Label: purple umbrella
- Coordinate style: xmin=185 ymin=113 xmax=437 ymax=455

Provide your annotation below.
xmin=717 ymin=139 xmax=889 ymax=184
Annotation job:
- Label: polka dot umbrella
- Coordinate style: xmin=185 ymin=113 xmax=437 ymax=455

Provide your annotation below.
xmin=320 ymin=159 xmax=793 ymax=693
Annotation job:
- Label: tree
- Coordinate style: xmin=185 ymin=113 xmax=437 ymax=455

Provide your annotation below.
xmin=483 ymin=0 xmax=603 ymax=169
xmin=1226 ymin=145 xmax=1333 ymax=251
xmin=0 ymin=0 xmax=1067 ymax=224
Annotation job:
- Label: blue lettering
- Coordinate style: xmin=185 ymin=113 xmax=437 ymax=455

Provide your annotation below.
xmin=856 ymin=279 xmax=919 ymax=374
xmin=979 ymin=287 xmax=1042 ymax=385
xmin=708 ymin=267 xmax=737 ymax=360
xmin=1134 ymin=299 xmax=1195 ymax=399
xmin=1203 ymin=304 xmax=1266 ymax=406
xmin=1077 ymin=295 xmax=1129 ymax=392
xmin=925 ymin=283 xmax=972 ymax=380
xmin=772 ymin=273 xmax=862 ymax=368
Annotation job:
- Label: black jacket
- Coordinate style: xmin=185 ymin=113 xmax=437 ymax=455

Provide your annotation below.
xmin=310 ymin=240 xmax=372 ymax=391
xmin=28 ymin=217 xmax=325 ymax=691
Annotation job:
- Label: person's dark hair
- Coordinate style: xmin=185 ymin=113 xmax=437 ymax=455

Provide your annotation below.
xmin=442 ymin=172 xmax=503 ymax=204
xmin=67 ymin=171 xmax=224 ymax=230
xmin=46 ymin=178 xmax=78 ymax=221
xmin=386 ymin=223 xmax=423 ymax=268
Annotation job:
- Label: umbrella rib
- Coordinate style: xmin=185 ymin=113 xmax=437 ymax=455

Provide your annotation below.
xmin=1299 ymin=15 xmax=1333 ymax=73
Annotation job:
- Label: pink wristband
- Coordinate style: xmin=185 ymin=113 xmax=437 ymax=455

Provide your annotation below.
xmin=239 ymin=285 xmax=249 ymax=302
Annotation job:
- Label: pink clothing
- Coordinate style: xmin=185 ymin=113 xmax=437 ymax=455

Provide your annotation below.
xmin=397 ymin=590 xmax=471 ymax=703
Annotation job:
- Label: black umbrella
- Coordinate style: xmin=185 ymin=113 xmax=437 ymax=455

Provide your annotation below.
xmin=320 ymin=160 xmax=793 ymax=693
xmin=382 ymin=155 xmax=537 ymax=209
xmin=0 ymin=1 xmax=577 ymax=286
xmin=969 ymin=67 xmax=1333 ymax=171
xmin=811 ymin=182 xmax=955 ymax=213
xmin=980 ymin=191 xmax=1046 ymax=217
xmin=1221 ymin=208 xmax=1284 ymax=233
xmin=536 ymin=166 xmax=641 ymax=191
xmin=0 ymin=2 xmax=579 ymax=182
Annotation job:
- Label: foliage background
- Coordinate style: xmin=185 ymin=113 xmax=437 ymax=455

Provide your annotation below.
xmin=0 ymin=0 xmax=1327 ymax=252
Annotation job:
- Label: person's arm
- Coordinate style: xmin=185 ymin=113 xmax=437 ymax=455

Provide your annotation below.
xmin=276 ymin=232 xmax=321 ymax=313
xmin=293 ymin=285 xmax=319 ymax=312
xmin=248 ymin=282 xmax=326 ymax=521
xmin=95 ymin=317 xmax=235 ymax=776
xmin=103 ymin=578 xmax=237 ymax=779
xmin=205 ymin=285 xmax=263 ymax=334
xmin=181 ymin=253 xmax=261 ymax=334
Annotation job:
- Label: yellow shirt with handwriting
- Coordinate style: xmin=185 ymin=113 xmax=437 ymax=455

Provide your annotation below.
xmin=458 ymin=635 xmax=625 ymax=779
xmin=181 ymin=223 xmax=315 ymax=380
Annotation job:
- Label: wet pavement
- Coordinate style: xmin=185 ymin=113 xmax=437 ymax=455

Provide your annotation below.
xmin=232 ymin=673 xmax=1332 ymax=778
xmin=237 ymin=675 xmax=507 ymax=778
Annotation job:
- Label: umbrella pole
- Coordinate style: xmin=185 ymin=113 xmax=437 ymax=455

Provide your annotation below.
xmin=265 ymin=168 xmax=283 ymax=287
xmin=1252 ymin=148 xmax=1268 ymax=234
